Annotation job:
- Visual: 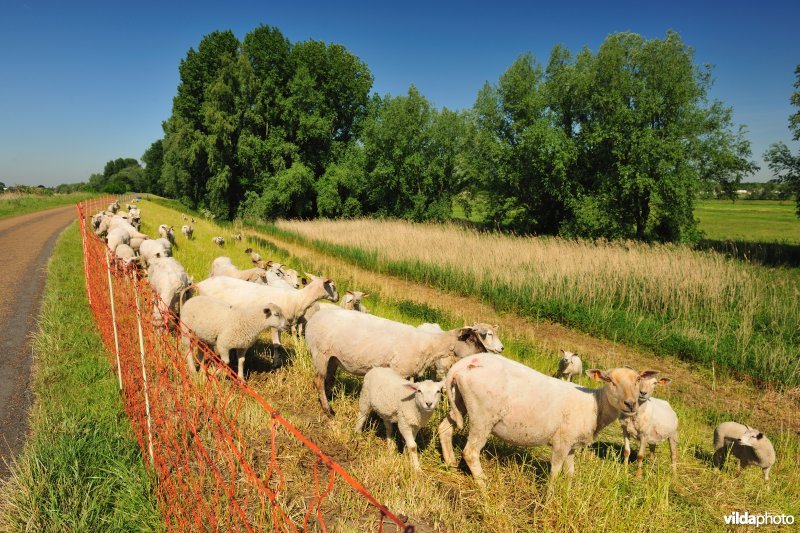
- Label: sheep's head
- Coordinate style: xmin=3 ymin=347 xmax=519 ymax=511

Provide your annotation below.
xmin=345 ymin=291 xmax=369 ymax=308
xmin=737 ymin=427 xmax=766 ymax=448
xmin=587 ymin=367 xmax=658 ymax=415
xmin=305 ymin=273 xmax=339 ymax=302
xmin=636 ymin=372 xmax=671 ymax=403
xmin=405 ymin=380 xmax=444 ymax=412
xmin=559 ymin=349 xmax=579 ymax=366
xmin=454 ymin=324 xmax=503 ymax=356
xmin=262 ymin=304 xmax=288 ymax=331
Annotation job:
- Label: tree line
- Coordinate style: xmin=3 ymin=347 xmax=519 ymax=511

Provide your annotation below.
xmin=94 ymin=26 xmax=793 ymax=242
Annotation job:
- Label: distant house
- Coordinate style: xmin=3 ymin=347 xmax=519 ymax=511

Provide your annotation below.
xmin=735 ymin=189 xmax=750 ymax=196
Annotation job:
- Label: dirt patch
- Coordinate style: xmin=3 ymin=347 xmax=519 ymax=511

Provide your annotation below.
xmin=253 ymin=229 xmax=800 ymax=439
xmin=0 ymin=205 xmax=76 ymax=478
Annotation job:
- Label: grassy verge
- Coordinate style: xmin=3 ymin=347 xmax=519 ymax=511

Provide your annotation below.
xmin=0 ymin=192 xmax=97 ymax=220
xmin=695 ymin=200 xmax=800 ymax=244
xmin=131 ymin=199 xmax=800 ymax=531
xmin=0 ymin=222 xmax=161 ymax=531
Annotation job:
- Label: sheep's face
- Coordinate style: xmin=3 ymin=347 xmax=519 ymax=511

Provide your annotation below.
xmin=638 ymin=376 xmax=671 ymax=403
xmin=737 ymin=428 xmax=766 ymax=448
xmin=306 ymin=273 xmax=339 ymax=302
xmin=559 ymin=350 xmax=579 ymax=370
xmin=282 ymin=269 xmax=301 ymax=289
xmin=588 ymin=367 xmax=658 ymax=415
xmin=263 ymin=305 xmax=288 ymax=331
xmin=406 ymin=380 xmax=444 ymax=412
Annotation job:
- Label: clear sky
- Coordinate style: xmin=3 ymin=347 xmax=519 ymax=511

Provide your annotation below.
xmin=1 ymin=0 xmax=798 ymax=186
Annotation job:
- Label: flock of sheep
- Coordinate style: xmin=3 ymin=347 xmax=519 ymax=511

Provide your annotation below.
xmin=90 ymin=199 xmax=777 ymax=488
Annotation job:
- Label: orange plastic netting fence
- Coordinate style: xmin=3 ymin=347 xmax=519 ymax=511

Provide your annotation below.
xmin=78 ymin=197 xmax=413 ymax=532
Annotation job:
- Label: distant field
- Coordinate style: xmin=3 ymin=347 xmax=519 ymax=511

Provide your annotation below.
xmin=695 ymin=200 xmax=799 ymax=244
xmin=0 ymin=192 xmax=95 ymax=220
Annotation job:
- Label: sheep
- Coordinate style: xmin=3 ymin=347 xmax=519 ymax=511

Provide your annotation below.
xmin=139 ymin=239 xmax=168 ymax=267
xmin=181 ymin=296 xmax=287 ymax=379
xmin=114 ymin=243 xmax=138 ymax=266
xmin=210 ymin=257 xmax=267 ymax=284
xmin=156 ymin=237 xmax=173 ymax=257
xmin=712 ymin=422 xmax=775 ymax=480
xmin=108 ymin=201 xmax=119 ymax=214
xmin=194 ymin=273 xmax=338 ymax=348
xmin=212 ymin=236 xmax=225 ymax=246
xmin=341 ymin=291 xmax=369 ymax=313
xmin=555 ymin=350 xmax=582 ymax=382
xmin=305 ymin=309 xmax=503 ymax=416
xmin=181 ymin=213 xmax=187 ymax=221
xmin=181 ymin=225 xmax=193 ymax=239
xmin=147 ymin=256 xmax=192 ymax=328
xmin=158 ymin=224 xmax=176 ymax=244
xmin=128 ymin=207 xmax=140 ymax=219
xmin=129 ymin=236 xmax=149 ymax=253
xmin=438 ymin=354 xmax=658 ymax=486
xmin=232 ymin=233 xmax=242 ymax=241
xmin=191 ymin=217 xmax=195 ymax=223
xmin=355 ymin=367 xmax=444 ymax=470
xmin=415 ymin=322 xmax=502 ymax=380
xmin=106 ymin=227 xmax=131 ymax=252
xmin=245 ymin=248 xmax=262 ymax=263
xmin=619 ymin=376 xmax=678 ymax=476
xmin=265 ymin=269 xmax=297 ymax=289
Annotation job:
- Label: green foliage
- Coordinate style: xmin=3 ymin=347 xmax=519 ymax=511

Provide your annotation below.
xmin=763 ymin=65 xmax=800 ymax=216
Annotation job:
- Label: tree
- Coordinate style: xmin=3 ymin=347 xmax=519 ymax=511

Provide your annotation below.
xmin=764 ymin=65 xmax=800 ymax=215
xmin=141 ymin=139 xmax=165 ymax=196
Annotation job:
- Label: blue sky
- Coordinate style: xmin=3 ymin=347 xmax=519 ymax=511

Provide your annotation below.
xmin=1 ymin=0 xmax=798 ymax=186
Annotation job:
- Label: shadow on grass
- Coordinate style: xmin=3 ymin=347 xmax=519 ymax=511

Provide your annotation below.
xmin=696 ymin=239 xmax=800 ymax=268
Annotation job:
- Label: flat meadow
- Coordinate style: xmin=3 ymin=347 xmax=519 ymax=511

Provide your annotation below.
xmin=695 ymin=200 xmax=799 ymax=244
xmin=129 ymin=199 xmax=799 ymax=531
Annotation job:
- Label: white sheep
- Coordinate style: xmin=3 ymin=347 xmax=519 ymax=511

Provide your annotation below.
xmin=245 ymin=248 xmax=262 ymax=263
xmin=210 ymin=256 xmax=267 ymax=284
xmin=355 ymin=367 xmax=443 ymax=470
xmin=194 ymin=273 xmax=338 ymax=347
xmin=416 ymin=322 xmax=501 ymax=380
xmin=155 ymin=237 xmax=173 ymax=257
xmin=139 ymin=239 xmax=168 ymax=267
xmin=106 ymin=227 xmax=131 ymax=252
xmin=555 ymin=350 xmax=582 ymax=382
xmin=212 ymin=236 xmax=225 ymax=246
xmin=712 ymin=422 xmax=776 ymax=480
xmin=147 ymin=256 xmax=192 ymax=328
xmin=181 ymin=296 xmax=286 ymax=379
xmin=341 ymin=291 xmax=369 ymax=313
xmin=181 ymin=224 xmax=193 ymax=239
xmin=305 ymin=309 xmax=504 ymax=416
xmin=438 ymin=353 xmax=658 ymax=486
xmin=108 ymin=201 xmax=119 ymax=214
xmin=158 ymin=224 xmax=175 ymax=244
xmin=114 ymin=243 xmax=138 ymax=266
xmin=620 ymin=385 xmax=678 ymax=476
xmin=232 ymin=233 xmax=242 ymax=241
xmin=129 ymin=236 xmax=149 ymax=253
xmin=181 ymin=213 xmax=187 ymax=221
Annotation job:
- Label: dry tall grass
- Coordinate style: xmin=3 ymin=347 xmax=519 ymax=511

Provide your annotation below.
xmin=275 ymin=219 xmax=800 ymax=386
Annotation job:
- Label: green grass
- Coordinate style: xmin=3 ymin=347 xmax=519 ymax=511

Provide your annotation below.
xmin=131 ymin=199 xmax=800 ymax=531
xmin=696 ymin=200 xmax=800 ymax=244
xmin=0 ymin=192 xmax=96 ymax=220
xmin=0 ymin=222 xmax=162 ymax=531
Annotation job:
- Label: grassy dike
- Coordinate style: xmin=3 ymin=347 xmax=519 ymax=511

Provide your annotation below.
xmin=0 ymin=193 xmax=96 ymax=220
xmin=0 ymin=222 xmax=161 ymax=531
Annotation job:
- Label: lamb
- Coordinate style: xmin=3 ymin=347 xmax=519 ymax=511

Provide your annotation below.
xmin=210 ymin=257 xmax=267 ymax=284
xmin=355 ymin=367 xmax=443 ymax=470
xmin=555 ymin=350 xmax=582 ymax=382
xmin=212 ymin=236 xmax=225 ymax=246
xmin=712 ymin=422 xmax=775 ymax=480
xmin=438 ymin=354 xmax=658 ymax=486
xmin=341 ymin=291 xmax=369 ymax=313
xmin=106 ymin=227 xmax=131 ymax=252
xmin=139 ymin=239 xmax=168 ymax=267
xmin=181 ymin=296 xmax=287 ymax=379
xmin=619 ymin=374 xmax=678 ymax=476
xmin=245 ymin=248 xmax=262 ymax=263
xmin=305 ymin=309 xmax=503 ymax=416
xmin=181 ymin=225 xmax=193 ymax=239
xmin=158 ymin=224 xmax=176 ymax=244
xmin=232 ymin=233 xmax=242 ymax=241
xmin=194 ymin=273 xmax=338 ymax=347
xmin=114 ymin=243 xmax=138 ymax=266
xmin=147 ymin=257 xmax=192 ymax=327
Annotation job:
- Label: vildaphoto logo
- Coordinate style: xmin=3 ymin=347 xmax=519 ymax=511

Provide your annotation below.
xmin=723 ymin=511 xmax=795 ymax=527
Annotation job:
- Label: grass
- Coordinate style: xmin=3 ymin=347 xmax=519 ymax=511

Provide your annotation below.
xmin=695 ymin=200 xmax=800 ymax=244
xmin=128 ymin=199 xmax=800 ymax=531
xmin=0 ymin=192 xmax=96 ymax=220
xmin=0 ymin=222 xmax=161 ymax=531
xmin=272 ymin=219 xmax=800 ymax=388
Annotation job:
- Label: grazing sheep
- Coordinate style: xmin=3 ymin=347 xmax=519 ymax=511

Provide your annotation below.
xmin=158 ymin=224 xmax=176 ymax=244
xmin=438 ymin=354 xmax=658 ymax=486
xmin=181 ymin=213 xmax=187 ymax=221
xmin=156 ymin=237 xmax=173 ymax=257
xmin=181 ymin=296 xmax=287 ymax=379
xmin=191 ymin=217 xmax=195 ymax=223
xmin=245 ymin=248 xmax=262 ymax=263
xmin=129 ymin=236 xmax=149 ymax=253
xmin=210 ymin=257 xmax=267 ymax=284
xmin=194 ymin=273 xmax=338 ymax=347
xmin=619 ymin=380 xmax=679 ymax=476
xmin=126 ymin=204 xmax=134 ymax=211
xmin=114 ymin=243 xmax=138 ymax=266
xmin=212 ymin=236 xmax=225 ymax=246
xmin=713 ymin=422 xmax=776 ymax=480
xmin=147 ymin=257 xmax=192 ymax=327
xmin=181 ymin=225 xmax=193 ymax=239
xmin=106 ymin=227 xmax=131 ymax=252
xmin=265 ymin=269 xmax=297 ymax=289
xmin=355 ymin=367 xmax=444 ymax=470
xmin=341 ymin=291 xmax=369 ymax=313
xmin=555 ymin=350 xmax=582 ymax=382
xmin=232 ymin=233 xmax=242 ymax=241
xmin=305 ymin=309 xmax=503 ymax=416
xmin=108 ymin=201 xmax=120 ymax=214
xmin=139 ymin=239 xmax=168 ymax=267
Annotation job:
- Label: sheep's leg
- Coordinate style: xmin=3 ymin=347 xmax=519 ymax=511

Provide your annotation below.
xmin=565 ymin=449 xmax=576 ymax=476
xmin=236 ymin=348 xmax=246 ymax=380
xmin=763 ymin=466 xmax=770 ymax=481
xmin=399 ymin=424 xmax=421 ymax=471
xmin=182 ymin=333 xmax=197 ymax=375
xmin=270 ymin=327 xmax=281 ymax=346
xmin=622 ymin=427 xmax=631 ymax=465
xmin=463 ymin=424 xmax=492 ymax=486
xmin=550 ymin=444 xmax=569 ymax=481
xmin=314 ymin=357 xmax=338 ymax=417
xmin=438 ymin=415 xmax=458 ymax=468
xmin=383 ymin=418 xmax=395 ymax=449
xmin=355 ymin=397 xmax=370 ymax=433
xmin=669 ymin=435 xmax=678 ymax=472
xmin=636 ymin=437 xmax=648 ymax=477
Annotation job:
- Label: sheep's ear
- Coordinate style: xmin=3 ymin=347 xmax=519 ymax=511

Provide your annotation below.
xmin=657 ymin=377 xmax=672 ymax=386
xmin=245 ymin=248 xmax=252 ymax=253
xmin=457 ymin=327 xmax=474 ymax=341
xmin=263 ymin=308 xmax=272 ymax=317
xmin=587 ymin=369 xmax=611 ymax=382
xmin=301 ymin=278 xmax=308 ymax=286
xmin=639 ymin=370 xmax=660 ymax=380
xmin=346 ymin=290 xmax=353 ymax=295
xmin=493 ymin=324 xmax=499 ymax=330
xmin=756 ymin=432 xmax=764 ymax=440
xmin=362 ymin=293 xmax=369 ymax=298
xmin=404 ymin=384 xmax=419 ymax=392
xmin=559 ymin=349 xmax=565 ymax=354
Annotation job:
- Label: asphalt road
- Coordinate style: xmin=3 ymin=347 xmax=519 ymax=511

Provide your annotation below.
xmin=0 ymin=204 xmax=76 ymax=478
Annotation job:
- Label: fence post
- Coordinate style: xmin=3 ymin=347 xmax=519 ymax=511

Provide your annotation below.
xmin=132 ymin=271 xmax=155 ymax=467
xmin=79 ymin=205 xmax=92 ymax=306
xmin=104 ymin=249 xmax=123 ymax=391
